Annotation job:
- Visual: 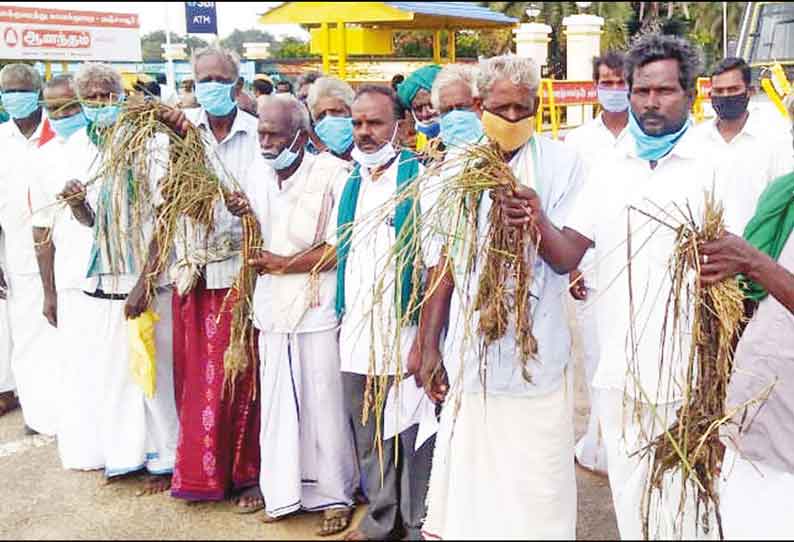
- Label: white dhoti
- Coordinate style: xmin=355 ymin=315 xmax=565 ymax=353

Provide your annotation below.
xmin=574 ymin=297 xmax=608 ymax=474
xmin=0 ymin=299 xmax=14 ymax=394
xmin=423 ymin=377 xmax=577 ymax=540
xmin=6 ymin=272 xmax=60 ymax=435
xmin=258 ymin=330 xmax=355 ymax=517
xmin=720 ymin=448 xmax=794 ymax=540
xmin=56 ymin=290 xmax=108 ymax=470
xmin=597 ymin=389 xmax=715 ymax=540
xmin=101 ymin=291 xmax=179 ymax=477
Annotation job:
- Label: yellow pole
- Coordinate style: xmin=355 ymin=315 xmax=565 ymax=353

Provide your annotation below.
xmin=433 ymin=30 xmax=441 ymax=64
xmin=338 ymin=21 xmax=347 ymax=80
xmin=321 ymin=22 xmax=330 ymax=75
xmin=60 ymin=61 xmax=68 ymax=75
xmin=447 ymin=30 xmax=456 ymax=63
xmin=44 ymin=61 xmax=52 ymax=81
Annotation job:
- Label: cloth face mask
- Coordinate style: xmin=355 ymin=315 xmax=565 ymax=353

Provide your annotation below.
xmin=195 ymin=81 xmax=236 ymax=117
xmin=314 ymin=115 xmax=354 ymax=155
xmin=440 ymin=109 xmax=483 ymax=148
xmin=351 ymin=125 xmax=399 ymax=170
xmin=481 ymin=110 xmax=534 ymax=152
xmin=263 ymin=131 xmax=302 ymax=171
xmin=48 ymin=110 xmax=88 ymax=139
xmin=84 ymin=97 xmax=124 ymax=128
xmin=628 ymin=111 xmax=690 ymax=161
xmin=1 ymin=91 xmax=40 ymax=119
xmin=597 ymin=87 xmax=629 ymax=113
xmin=711 ymin=93 xmax=750 ymax=121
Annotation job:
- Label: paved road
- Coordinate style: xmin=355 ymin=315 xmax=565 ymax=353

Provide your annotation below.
xmin=0 ymin=309 xmax=619 ymax=540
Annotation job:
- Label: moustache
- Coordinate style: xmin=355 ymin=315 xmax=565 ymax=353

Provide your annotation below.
xmin=639 ymin=112 xmax=665 ymax=123
xmin=261 ymin=150 xmax=279 ymax=159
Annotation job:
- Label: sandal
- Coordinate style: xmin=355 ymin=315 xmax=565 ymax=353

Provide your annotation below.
xmin=233 ymin=486 xmax=265 ymax=515
xmin=317 ymin=507 xmax=354 ymax=537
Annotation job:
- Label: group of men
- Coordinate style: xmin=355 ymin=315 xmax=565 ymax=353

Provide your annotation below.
xmin=0 ymin=30 xmax=793 ymax=541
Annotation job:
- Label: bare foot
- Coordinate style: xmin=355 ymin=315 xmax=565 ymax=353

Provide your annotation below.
xmin=136 ymin=473 xmax=172 ymax=496
xmin=260 ymin=512 xmax=285 ymax=525
xmin=103 ymin=468 xmax=145 ymax=487
xmin=233 ymin=486 xmax=264 ymax=514
xmin=343 ymin=529 xmax=369 ymax=541
xmin=0 ymin=391 xmax=18 ymax=417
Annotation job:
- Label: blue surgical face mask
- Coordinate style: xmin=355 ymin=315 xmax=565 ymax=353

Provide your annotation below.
xmin=196 ymin=81 xmax=236 ymax=117
xmin=413 ymin=110 xmax=440 ymax=139
xmin=440 ymin=109 xmax=483 ymax=148
xmin=1 ymin=91 xmax=40 ymax=119
xmin=314 ymin=115 xmax=354 ymax=156
xmin=628 ymin=111 xmax=691 ymax=162
xmin=48 ymin=110 xmax=88 ymax=140
xmin=597 ymin=86 xmax=629 ymax=113
xmin=263 ymin=131 xmax=302 ymax=171
xmin=84 ymin=97 xmax=123 ymax=128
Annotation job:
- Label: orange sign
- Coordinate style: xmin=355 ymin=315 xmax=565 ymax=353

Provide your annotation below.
xmin=548 ymin=81 xmax=598 ymax=105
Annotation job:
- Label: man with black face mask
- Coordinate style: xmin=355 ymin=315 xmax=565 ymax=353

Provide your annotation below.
xmin=694 ymin=57 xmax=794 ymax=231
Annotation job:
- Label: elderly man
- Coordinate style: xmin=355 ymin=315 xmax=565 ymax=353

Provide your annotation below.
xmin=226 ymin=93 xmax=355 ymax=536
xmin=296 ymin=71 xmax=321 ymax=104
xmin=397 ymin=65 xmax=442 ymax=153
xmin=430 ymin=64 xmax=483 ymax=152
xmin=0 ymin=63 xmax=59 ymax=434
xmin=157 ymin=45 xmax=263 ymax=509
xmin=700 ymin=99 xmax=794 ymax=538
xmin=29 ymin=75 xmax=107 ymax=471
xmin=331 ymin=85 xmax=431 ymax=541
xmin=514 ymin=35 xmax=723 ymax=539
xmin=57 ymin=63 xmax=178 ymax=492
xmin=694 ymin=57 xmax=793 ymax=232
xmin=307 ymin=76 xmax=355 ymax=162
xmin=416 ymin=55 xmax=584 ymax=540
xmin=562 ymin=50 xmax=631 ymax=477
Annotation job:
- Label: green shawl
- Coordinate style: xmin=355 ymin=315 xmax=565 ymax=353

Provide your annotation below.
xmin=335 ymin=149 xmax=420 ymax=321
xmin=742 ymin=171 xmax=794 ymax=301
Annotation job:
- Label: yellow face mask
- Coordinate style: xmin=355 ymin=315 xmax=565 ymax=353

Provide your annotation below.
xmin=481 ymin=110 xmax=535 ymax=152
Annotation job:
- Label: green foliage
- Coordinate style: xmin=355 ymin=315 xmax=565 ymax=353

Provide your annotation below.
xmin=140 ymin=31 xmax=209 ymax=62
xmin=219 ymin=28 xmax=276 ymax=57
xmin=271 ymin=37 xmax=316 ymax=59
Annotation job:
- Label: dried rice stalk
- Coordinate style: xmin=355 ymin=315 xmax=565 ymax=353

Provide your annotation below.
xmin=640 ymin=192 xmax=745 ymax=540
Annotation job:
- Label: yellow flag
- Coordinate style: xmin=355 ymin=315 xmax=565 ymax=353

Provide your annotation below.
xmin=128 ymin=309 xmax=160 ymax=399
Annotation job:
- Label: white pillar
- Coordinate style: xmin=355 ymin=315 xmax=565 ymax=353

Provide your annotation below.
xmin=563 ymin=14 xmax=604 ymax=126
xmin=513 ymin=22 xmax=552 ymax=70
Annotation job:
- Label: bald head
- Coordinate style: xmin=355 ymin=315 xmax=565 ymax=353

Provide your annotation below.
xmin=258 ymin=93 xmax=309 ymax=164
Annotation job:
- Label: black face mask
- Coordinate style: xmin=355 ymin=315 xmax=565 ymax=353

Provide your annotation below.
xmin=712 ymin=92 xmax=750 ymax=121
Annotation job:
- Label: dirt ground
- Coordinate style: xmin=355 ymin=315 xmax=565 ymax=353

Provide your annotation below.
xmin=0 ymin=307 xmax=618 ymax=540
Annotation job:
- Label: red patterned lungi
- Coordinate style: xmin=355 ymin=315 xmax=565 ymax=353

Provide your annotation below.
xmin=170 ymin=280 xmax=261 ymax=501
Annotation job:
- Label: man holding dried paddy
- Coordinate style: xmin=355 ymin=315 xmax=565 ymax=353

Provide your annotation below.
xmin=416 ymin=55 xmax=585 ymax=540
xmin=515 ymin=35 xmax=723 ymax=539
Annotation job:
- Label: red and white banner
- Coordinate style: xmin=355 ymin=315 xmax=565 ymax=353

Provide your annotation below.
xmin=547 ymin=81 xmax=598 ymax=106
xmin=0 ymin=5 xmax=141 ymax=62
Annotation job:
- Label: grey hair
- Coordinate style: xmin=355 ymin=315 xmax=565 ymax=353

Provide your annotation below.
xmin=0 ymin=63 xmax=42 ymax=91
xmin=477 ymin=55 xmax=540 ymax=100
xmin=74 ymin=63 xmax=123 ymax=99
xmin=191 ymin=45 xmax=240 ymax=80
xmin=297 ymin=71 xmax=322 ymax=89
xmin=261 ymin=93 xmax=311 ymax=132
xmin=307 ymin=77 xmax=354 ymax=121
xmin=431 ymin=64 xmax=479 ymax=110
xmin=44 ymin=74 xmax=74 ymax=91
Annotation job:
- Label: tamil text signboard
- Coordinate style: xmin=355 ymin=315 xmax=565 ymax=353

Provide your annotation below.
xmin=0 ymin=5 xmax=142 ymax=62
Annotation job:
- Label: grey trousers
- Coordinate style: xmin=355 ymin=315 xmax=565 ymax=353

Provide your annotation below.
xmin=342 ymin=372 xmax=435 ymax=540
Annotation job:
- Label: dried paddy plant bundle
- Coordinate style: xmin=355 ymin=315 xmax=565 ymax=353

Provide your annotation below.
xmin=642 ymin=192 xmax=745 ymax=540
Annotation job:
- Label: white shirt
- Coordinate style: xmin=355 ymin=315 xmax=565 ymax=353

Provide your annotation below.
xmin=331 ymin=156 xmax=422 ymax=375
xmin=692 ymin=108 xmax=794 ymax=232
xmin=564 ymin=112 xmax=630 ymax=173
xmin=426 ymin=137 xmax=585 ymax=397
xmin=566 ymin=129 xmax=723 ymax=402
xmin=30 ymin=129 xmax=100 ymax=293
xmin=247 ymin=151 xmax=349 ymax=334
xmin=0 ymin=117 xmax=47 ymax=275
xmin=183 ymin=107 xmax=262 ymax=290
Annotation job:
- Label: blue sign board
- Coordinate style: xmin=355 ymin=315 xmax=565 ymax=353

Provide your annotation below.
xmin=185 ymin=2 xmax=218 ymax=35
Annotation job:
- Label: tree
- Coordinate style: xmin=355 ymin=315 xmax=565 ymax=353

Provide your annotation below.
xmin=271 ymin=37 xmax=315 ymax=59
xmin=140 ymin=31 xmax=209 ymax=62
xmin=220 ymin=28 xmax=277 ymax=57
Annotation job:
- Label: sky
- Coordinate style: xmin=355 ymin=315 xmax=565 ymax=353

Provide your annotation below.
xmin=9 ymin=1 xmax=309 ymax=40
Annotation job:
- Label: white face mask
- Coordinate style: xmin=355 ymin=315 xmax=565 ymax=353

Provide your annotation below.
xmin=351 ymin=125 xmax=399 ymax=170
